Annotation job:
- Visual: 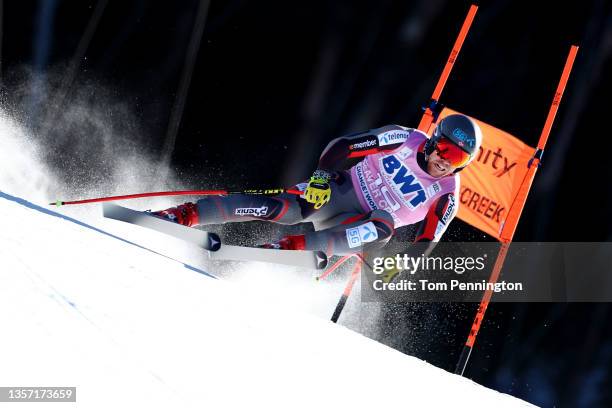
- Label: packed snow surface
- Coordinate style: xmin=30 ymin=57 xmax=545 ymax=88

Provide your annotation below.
xmin=0 ymin=191 xmax=532 ymax=408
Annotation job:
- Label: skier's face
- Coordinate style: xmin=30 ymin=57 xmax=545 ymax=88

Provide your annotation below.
xmin=427 ymin=149 xmax=457 ymax=177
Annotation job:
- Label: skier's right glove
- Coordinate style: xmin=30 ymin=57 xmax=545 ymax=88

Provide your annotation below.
xmin=304 ymin=169 xmax=332 ymax=209
xmin=381 ymin=264 xmax=402 ymax=283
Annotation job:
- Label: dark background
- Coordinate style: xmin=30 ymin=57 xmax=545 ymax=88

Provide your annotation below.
xmin=2 ymin=1 xmax=611 ymax=406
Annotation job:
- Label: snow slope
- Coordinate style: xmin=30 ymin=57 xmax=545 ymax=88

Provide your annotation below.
xmin=0 ymin=191 xmax=532 ymax=408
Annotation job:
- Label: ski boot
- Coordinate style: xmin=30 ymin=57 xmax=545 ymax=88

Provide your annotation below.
xmin=150 ymin=202 xmax=199 ymax=227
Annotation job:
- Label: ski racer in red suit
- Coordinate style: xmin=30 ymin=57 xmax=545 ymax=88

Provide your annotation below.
xmin=153 ymin=114 xmax=482 ymax=280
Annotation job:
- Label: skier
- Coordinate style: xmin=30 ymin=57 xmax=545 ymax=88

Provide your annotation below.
xmin=152 ymin=114 xmax=482 ymax=278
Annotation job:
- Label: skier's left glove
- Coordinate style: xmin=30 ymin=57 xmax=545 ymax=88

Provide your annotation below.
xmin=305 ymin=169 xmax=332 ymax=209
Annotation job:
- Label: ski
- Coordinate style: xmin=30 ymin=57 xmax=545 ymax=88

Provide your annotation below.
xmin=102 ymin=202 xmax=221 ymax=251
xmin=207 ymin=244 xmax=328 ymax=270
xmin=102 ymin=202 xmax=328 ymax=270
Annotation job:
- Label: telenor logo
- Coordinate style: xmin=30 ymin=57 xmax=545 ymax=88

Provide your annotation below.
xmin=346 ymin=222 xmax=379 ymax=248
xmin=378 ymin=130 xmax=409 ymax=146
xmin=361 ymin=224 xmax=376 ymax=241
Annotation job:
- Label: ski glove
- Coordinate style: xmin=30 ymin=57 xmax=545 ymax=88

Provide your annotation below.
xmin=304 ymin=169 xmax=332 ymax=209
xmin=381 ymin=264 xmax=402 ymax=284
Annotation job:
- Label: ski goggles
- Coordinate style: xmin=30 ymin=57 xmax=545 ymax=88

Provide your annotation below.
xmin=434 ymin=138 xmax=471 ymax=168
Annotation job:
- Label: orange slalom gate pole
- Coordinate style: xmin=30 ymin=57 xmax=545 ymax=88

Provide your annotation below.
xmin=500 ymin=45 xmax=579 ymax=241
xmin=455 ymin=45 xmax=579 ymax=376
xmin=417 ymin=4 xmax=478 ymax=132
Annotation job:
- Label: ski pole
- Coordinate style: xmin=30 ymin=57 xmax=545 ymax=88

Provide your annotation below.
xmin=316 ymin=255 xmax=353 ymax=281
xmin=331 ymin=258 xmax=362 ymax=323
xmin=49 ymin=188 xmax=303 ymax=207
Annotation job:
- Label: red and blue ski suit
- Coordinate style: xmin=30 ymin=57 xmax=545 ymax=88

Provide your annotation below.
xmin=193 ymin=125 xmax=459 ymax=255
